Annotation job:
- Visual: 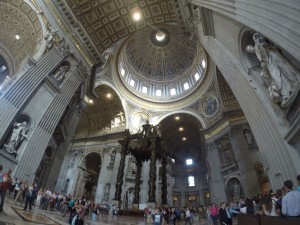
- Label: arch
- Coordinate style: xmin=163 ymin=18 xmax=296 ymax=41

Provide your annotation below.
xmin=226 ymin=177 xmax=243 ymax=201
xmin=94 ymin=81 xmax=128 ymax=127
xmin=156 ymin=110 xmax=207 ymax=129
xmin=75 ymin=152 xmax=101 ymax=200
xmin=75 ymin=84 xmax=126 ymax=138
xmin=34 ymin=146 xmax=53 ymax=188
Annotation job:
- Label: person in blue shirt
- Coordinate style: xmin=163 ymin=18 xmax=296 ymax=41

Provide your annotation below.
xmin=282 ymin=180 xmax=300 ymax=217
xmin=153 ymin=208 xmax=163 ymax=225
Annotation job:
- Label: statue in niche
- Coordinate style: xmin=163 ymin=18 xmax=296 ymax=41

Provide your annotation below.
xmin=246 ymin=33 xmax=300 ymax=108
xmin=52 ymin=65 xmax=69 ymax=84
xmin=233 ymin=182 xmax=241 ymax=199
xmin=128 ymin=191 xmax=134 ymax=208
xmin=243 ymin=129 xmax=253 ymax=145
xmin=4 ymin=121 xmax=28 ymax=154
xmin=110 ymin=151 xmax=116 ymax=164
xmin=218 ymin=139 xmax=234 ymax=164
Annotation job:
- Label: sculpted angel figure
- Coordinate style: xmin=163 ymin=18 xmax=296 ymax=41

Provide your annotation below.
xmin=246 ymin=33 xmax=300 ymax=108
xmin=4 ymin=121 xmax=28 ymax=154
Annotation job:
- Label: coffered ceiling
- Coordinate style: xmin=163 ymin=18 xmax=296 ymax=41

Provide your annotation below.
xmin=59 ymin=0 xmax=178 ymax=58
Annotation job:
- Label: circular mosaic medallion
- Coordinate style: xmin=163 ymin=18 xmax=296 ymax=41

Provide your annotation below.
xmin=201 ymin=95 xmax=218 ymax=117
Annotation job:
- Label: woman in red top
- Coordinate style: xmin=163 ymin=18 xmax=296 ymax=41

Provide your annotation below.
xmin=0 ymin=169 xmax=12 ymax=212
xmin=210 ymin=203 xmax=219 ymax=225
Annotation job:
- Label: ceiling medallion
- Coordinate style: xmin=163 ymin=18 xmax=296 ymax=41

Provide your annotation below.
xmin=201 ymin=95 xmax=219 ymax=117
xmin=151 ymin=29 xmax=170 ymax=46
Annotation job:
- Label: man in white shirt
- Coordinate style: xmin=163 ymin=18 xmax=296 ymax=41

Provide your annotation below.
xmin=282 ymin=180 xmax=300 ymax=217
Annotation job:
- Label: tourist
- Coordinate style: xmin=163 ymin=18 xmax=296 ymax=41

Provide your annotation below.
xmin=24 ymin=186 xmax=35 ymax=211
xmin=0 ymin=169 xmax=12 ymax=212
xmin=297 ymin=175 xmax=300 ymax=192
xmin=210 ymin=203 xmax=219 ymax=225
xmin=281 ymin=180 xmax=300 ymax=217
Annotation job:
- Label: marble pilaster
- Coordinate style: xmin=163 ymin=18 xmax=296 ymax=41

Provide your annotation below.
xmin=95 ymin=154 xmax=110 ymax=203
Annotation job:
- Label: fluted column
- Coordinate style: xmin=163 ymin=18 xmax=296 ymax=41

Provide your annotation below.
xmin=133 ymin=159 xmax=143 ymax=204
xmin=0 ymin=47 xmax=64 ymax=140
xmin=161 ymin=157 xmax=168 ymax=205
xmin=196 ymin=24 xmax=298 ymax=188
xmin=13 ymin=63 xmax=84 ymax=183
xmin=148 ymin=139 xmax=157 ymax=203
xmin=114 ymin=140 xmax=127 ymax=201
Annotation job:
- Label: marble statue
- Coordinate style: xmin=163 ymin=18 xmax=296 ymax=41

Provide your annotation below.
xmin=247 ymin=33 xmax=300 ymax=108
xmin=128 ymin=192 xmax=134 ymax=208
xmin=233 ymin=182 xmax=241 ymax=199
xmin=52 ymin=65 xmax=68 ymax=83
xmin=44 ymin=28 xmax=58 ymax=52
xmin=243 ymin=129 xmax=253 ymax=145
xmin=4 ymin=121 xmax=28 ymax=154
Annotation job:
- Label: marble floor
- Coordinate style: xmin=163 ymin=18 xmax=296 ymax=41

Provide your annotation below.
xmin=0 ymin=197 xmax=236 ymax=225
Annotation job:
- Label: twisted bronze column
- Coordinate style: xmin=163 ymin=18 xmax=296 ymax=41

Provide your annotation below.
xmin=161 ymin=157 xmax=168 ymax=205
xmin=114 ymin=140 xmax=127 ymax=200
xmin=133 ymin=159 xmax=143 ymax=204
xmin=148 ymin=139 xmax=157 ymax=203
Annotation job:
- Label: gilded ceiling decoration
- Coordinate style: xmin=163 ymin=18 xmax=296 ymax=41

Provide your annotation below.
xmin=75 ymin=85 xmax=125 ymax=138
xmin=0 ymin=1 xmax=43 ymax=72
xmin=116 ymin=25 xmax=207 ymax=103
xmin=63 ymin=0 xmax=177 ymax=54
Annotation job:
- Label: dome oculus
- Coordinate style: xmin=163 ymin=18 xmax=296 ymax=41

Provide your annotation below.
xmin=155 ymin=32 xmax=166 ymax=42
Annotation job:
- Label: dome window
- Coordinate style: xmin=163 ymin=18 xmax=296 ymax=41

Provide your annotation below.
xmin=170 ymin=88 xmax=176 ymax=96
xmin=156 ymin=89 xmax=162 ymax=97
xmin=142 ymin=86 xmax=148 ymax=94
xmin=121 ymin=68 xmax=125 ymax=76
xmin=202 ymin=59 xmax=206 ymax=68
xmin=129 ymin=79 xmax=135 ymax=87
xmin=194 ymin=73 xmax=200 ymax=81
xmin=184 ymin=82 xmax=190 ymax=90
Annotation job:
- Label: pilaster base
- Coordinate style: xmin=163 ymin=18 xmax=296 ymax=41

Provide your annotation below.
xmin=112 ymin=200 xmax=122 ymax=208
xmin=147 ymin=202 xmax=156 ymax=209
xmin=132 ymin=203 xmax=139 ymax=210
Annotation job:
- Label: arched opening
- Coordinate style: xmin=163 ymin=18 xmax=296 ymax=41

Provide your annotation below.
xmin=75 ymin=85 xmax=126 ymax=138
xmin=226 ymin=177 xmax=243 ymax=201
xmin=34 ymin=146 xmax=53 ymax=188
xmin=159 ymin=113 xmax=206 ymax=207
xmin=74 ymin=152 xmax=101 ymax=200
xmin=0 ymin=55 xmax=9 ymax=84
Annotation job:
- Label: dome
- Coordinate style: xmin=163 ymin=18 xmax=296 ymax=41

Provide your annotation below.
xmin=125 ymin=26 xmax=196 ymax=82
xmin=118 ymin=25 xmax=207 ymax=102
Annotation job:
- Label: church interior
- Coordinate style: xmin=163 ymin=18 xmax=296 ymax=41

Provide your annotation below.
xmin=0 ymin=0 xmax=299 ymax=224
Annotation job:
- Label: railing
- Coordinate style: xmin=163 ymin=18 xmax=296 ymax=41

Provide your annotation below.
xmin=237 ymin=214 xmax=300 ymax=225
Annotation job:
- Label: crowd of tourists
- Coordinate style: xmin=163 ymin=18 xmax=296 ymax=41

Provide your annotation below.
xmin=0 ymin=164 xmax=120 ymax=225
xmin=142 ymin=176 xmax=300 ymax=225
xmin=1 ymin=163 xmax=300 ymax=225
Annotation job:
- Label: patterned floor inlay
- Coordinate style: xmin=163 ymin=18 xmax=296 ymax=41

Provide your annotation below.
xmin=12 ymin=207 xmax=59 ymax=225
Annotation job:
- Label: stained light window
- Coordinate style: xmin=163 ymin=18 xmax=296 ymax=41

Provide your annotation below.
xmin=194 ymin=73 xmax=200 ymax=81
